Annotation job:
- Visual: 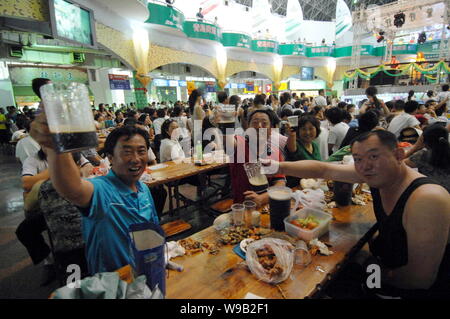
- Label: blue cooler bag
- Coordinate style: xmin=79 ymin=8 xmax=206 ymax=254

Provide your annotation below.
xmin=128 ymin=222 xmax=166 ymax=296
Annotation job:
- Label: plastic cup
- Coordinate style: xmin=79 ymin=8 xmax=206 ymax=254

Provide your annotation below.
xmin=294 ymin=240 xmax=312 ymax=266
xmin=251 ymin=211 xmax=261 ymax=228
xmin=288 ymin=115 xmax=299 ymax=127
xmin=243 ymin=200 xmax=256 ymax=227
xmin=231 ymin=203 xmax=245 ymax=226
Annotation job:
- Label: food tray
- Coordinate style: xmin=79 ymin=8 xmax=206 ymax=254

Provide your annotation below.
xmin=283 ymin=208 xmax=332 ymax=241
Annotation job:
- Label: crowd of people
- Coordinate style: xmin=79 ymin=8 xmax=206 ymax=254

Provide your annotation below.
xmin=1 ymin=76 xmax=449 ymax=298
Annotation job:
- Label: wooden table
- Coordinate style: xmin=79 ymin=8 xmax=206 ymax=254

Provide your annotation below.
xmin=166 ymin=204 xmax=377 ymax=299
xmin=145 ymin=158 xmax=230 ymax=236
xmin=145 ymin=158 xmax=228 ymax=188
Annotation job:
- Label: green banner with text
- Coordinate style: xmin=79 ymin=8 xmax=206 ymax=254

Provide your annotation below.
xmin=183 ymin=21 xmax=222 ymax=42
xmin=279 ymin=44 xmax=306 ymax=56
xmin=146 ymin=2 xmax=185 ymax=31
xmin=221 ymin=33 xmax=251 ymax=49
xmin=251 ymin=40 xmax=279 ymax=53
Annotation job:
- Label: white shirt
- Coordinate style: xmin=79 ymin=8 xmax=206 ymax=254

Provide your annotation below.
xmin=22 ymin=153 xmax=89 ymax=176
xmin=316 ymin=124 xmax=329 ymax=161
xmin=22 ymin=153 xmax=48 ymax=176
xmin=159 ymin=138 xmax=186 ymax=163
xmin=11 ymin=130 xmax=27 ymax=142
xmin=328 ymin=122 xmax=349 ymax=153
xmin=314 ymin=95 xmax=327 ymax=107
xmin=153 ymin=118 xmax=166 ymax=135
xmin=148 ymin=147 xmax=156 ymax=162
xmin=16 ymin=136 xmax=40 ymax=164
xmin=428 ymin=115 xmax=448 ymax=125
xmin=438 ymin=91 xmax=450 ymax=108
xmin=387 ymin=112 xmax=420 ymax=138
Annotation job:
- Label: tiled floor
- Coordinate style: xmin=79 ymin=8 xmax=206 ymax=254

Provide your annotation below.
xmin=0 ymin=152 xmax=224 ymax=298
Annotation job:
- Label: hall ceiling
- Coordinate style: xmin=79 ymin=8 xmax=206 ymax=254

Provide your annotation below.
xmin=234 ymin=0 xmax=398 ymax=21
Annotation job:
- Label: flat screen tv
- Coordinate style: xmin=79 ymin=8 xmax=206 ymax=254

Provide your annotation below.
xmin=48 ymin=0 xmax=97 ymax=48
xmin=301 ymin=67 xmax=314 ymax=81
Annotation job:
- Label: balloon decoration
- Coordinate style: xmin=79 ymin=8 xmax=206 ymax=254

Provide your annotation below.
xmin=343 ymin=60 xmax=450 ymax=81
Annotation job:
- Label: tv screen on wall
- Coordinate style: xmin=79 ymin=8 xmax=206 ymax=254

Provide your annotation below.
xmin=301 ymin=67 xmax=314 ymax=81
xmin=49 ymin=0 xmax=97 ymax=47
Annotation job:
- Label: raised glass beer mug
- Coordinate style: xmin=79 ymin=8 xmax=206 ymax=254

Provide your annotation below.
xmin=216 ymin=104 xmax=235 ymax=134
xmin=40 ymin=82 xmax=98 ymax=153
xmin=244 ymin=162 xmax=269 ymax=194
xmin=268 ymin=186 xmax=301 ymax=231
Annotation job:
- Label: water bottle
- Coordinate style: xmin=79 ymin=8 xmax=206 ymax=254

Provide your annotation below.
xmin=195 ymin=140 xmax=203 ymax=165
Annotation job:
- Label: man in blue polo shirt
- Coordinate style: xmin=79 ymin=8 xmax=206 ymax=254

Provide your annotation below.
xmin=30 ymin=115 xmax=159 ymax=275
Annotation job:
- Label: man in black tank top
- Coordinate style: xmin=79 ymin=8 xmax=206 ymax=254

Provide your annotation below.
xmin=264 ymin=130 xmax=450 ymax=298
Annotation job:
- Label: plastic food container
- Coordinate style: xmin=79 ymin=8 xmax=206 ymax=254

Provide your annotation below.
xmin=283 ymin=208 xmax=332 ymax=241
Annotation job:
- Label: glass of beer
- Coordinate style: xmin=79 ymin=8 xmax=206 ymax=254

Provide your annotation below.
xmin=268 ymin=186 xmax=293 ymax=231
xmin=244 ymin=162 xmax=269 ymax=194
xmin=216 ymin=104 xmax=235 ymax=135
xmin=40 ymin=82 xmax=98 ymax=153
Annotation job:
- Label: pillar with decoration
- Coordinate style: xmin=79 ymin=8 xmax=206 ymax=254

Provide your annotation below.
xmin=133 ymin=71 xmax=150 ymax=109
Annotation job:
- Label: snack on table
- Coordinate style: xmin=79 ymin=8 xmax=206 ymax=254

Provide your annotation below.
xmin=219 ymin=226 xmax=270 ymax=245
xmin=179 ymin=238 xmax=203 ymax=255
xmin=255 ymin=245 xmax=283 ymax=278
xmin=202 ymin=242 xmax=221 ymax=255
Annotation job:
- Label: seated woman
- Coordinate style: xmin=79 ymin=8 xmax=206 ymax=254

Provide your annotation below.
xmin=160 ymin=119 xmax=203 ymax=198
xmin=159 ymin=119 xmax=186 ymax=163
xmin=284 ymin=115 xmax=322 ymax=188
xmin=138 ymin=113 xmax=155 ymax=141
xmin=228 ymin=109 xmax=286 ymax=206
xmin=94 ymin=113 xmax=105 ymax=131
xmin=405 ymin=123 xmax=450 ymax=193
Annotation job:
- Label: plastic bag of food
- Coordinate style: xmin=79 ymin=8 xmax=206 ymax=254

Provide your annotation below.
xmin=246 ymin=238 xmax=294 ymax=284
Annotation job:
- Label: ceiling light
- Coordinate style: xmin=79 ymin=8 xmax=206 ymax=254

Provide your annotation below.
xmin=417 ymin=32 xmax=426 ymax=44
xmin=394 ymin=12 xmax=406 ymax=28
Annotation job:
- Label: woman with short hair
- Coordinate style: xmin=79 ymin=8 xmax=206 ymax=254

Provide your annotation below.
xmin=284 ymin=115 xmax=322 ymax=187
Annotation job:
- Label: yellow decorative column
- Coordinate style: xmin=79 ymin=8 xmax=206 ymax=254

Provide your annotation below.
xmin=132 ymin=26 xmax=151 ymax=108
xmin=216 ymin=46 xmax=228 ymax=90
xmin=272 ymin=55 xmax=283 ymax=92
xmin=325 ymin=58 xmax=337 ymax=90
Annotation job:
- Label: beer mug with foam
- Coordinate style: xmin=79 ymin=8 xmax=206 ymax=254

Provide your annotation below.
xmin=268 ymin=186 xmax=302 ymax=231
xmin=40 ymin=82 xmax=98 ymax=153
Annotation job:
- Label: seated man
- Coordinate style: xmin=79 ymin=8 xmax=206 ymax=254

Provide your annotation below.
xmin=30 ymin=117 xmax=160 ymax=275
xmin=16 ymin=151 xmax=90 ymax=285
xmin=264 ymin=130 xmax=450 ymax=298
xmin=228 ymin=109 xmax=286 ymax=206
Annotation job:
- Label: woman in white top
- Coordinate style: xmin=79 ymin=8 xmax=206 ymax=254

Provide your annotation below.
xmin=159 ymin=119 xmax=186 ymax=163
xmin=171 ymin=106 xmax=191 ymax=156
xmin=94 ymin=113 xmax=105 ymax=131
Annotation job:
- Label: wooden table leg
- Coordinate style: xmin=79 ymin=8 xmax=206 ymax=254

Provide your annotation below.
xmin=167 ymin=184 xmax=174 ymax=217
xmin=174 ymin=183 xmax=181 ymax=213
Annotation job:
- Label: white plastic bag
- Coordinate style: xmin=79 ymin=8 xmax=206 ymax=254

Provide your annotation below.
xmin=293 ymin=189 xmax=326 ymax=212
xmin=246 ymin=238 xmax=294 ymax=284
